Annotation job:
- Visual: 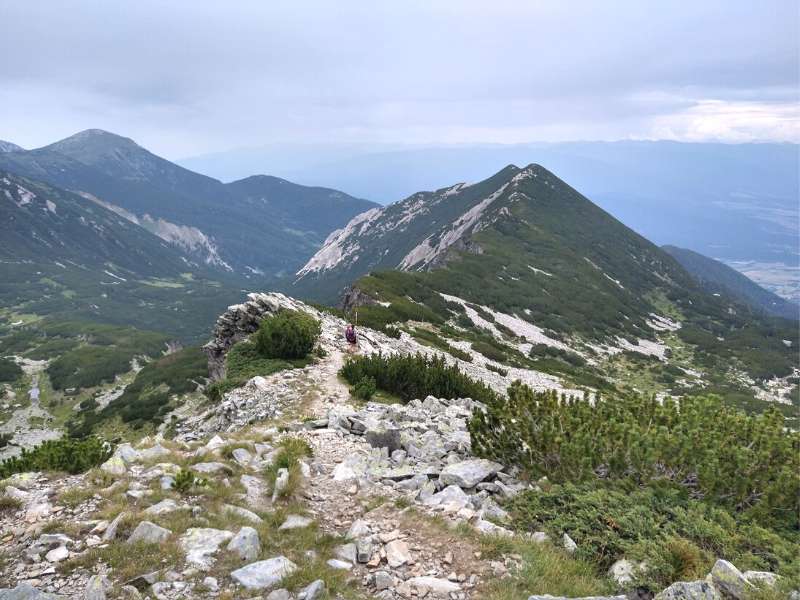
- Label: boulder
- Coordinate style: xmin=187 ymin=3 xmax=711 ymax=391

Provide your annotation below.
xmin=0 ymin=583 xmax=66 ymax=599
xmin=563 ymin=533 xmax=578 ymax=553
xmin=143 ymin=499 xmax=179 ymax=516
xmin=84 ymin=575 xmax=110 ymax=600
xmin=347 ymin=519 xmax=371 ymax=539
xmin=227 ymin=526 xmax=260 ymax=561
xmin=127 ymin=521 xmax=171 ymax=544
xmin=364 ymin=425 xmax=402 ymax=454
xmin=179 ymin=527 xmax=234 ymax=569
xmin=298 ymin=580 xmax=325 ymax=600
xmin=230 ymin=557 xmax=298 ymax=590
xmin=223 ymin=503 xmax=263 ymax=524
xmin=439 ymin=459 xmax=503 ymax=488
xmin=232 ymin=448 xmax=253 ymax=467
xmin=385 ymin=539 xmax=411 ymax=567
xmin=334 ymin=543 xmax=357 ymax=564
xmin=423 ymin=485 xmax=469 ymax=509
xmin=710 ymin=560 xmax=753 ymax=599
xmin=654 ymin=581 xmax=720 ymax=600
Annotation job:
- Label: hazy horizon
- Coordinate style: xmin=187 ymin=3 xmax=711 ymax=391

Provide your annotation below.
xmin=2 ymin=1 xmax=798 ymax=159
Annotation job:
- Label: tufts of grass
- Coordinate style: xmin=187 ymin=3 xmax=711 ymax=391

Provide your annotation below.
xmin=0 ymin=495 xmax=22 ymax=514
xmin=59 ymin=540 xmax=182 ymax=581
xmin=58 ymin=486 xmax=96 ymax=508
xmin=264 ymin=437 xmax=312 ymax=500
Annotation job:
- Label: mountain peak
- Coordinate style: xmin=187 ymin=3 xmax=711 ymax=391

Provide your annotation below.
xmin=0 ymin=140 xmax=24 ymax=153
xmin=45 ymin=129 xmax=140 ymax=154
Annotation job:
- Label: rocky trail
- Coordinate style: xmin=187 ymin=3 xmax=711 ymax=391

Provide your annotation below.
xmin=0 ymin=294 xmax=787 ymax=600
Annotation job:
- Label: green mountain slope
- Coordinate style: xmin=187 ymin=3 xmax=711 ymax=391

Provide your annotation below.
xmin=663 ymin=245 xmax=798 ymax=321
xmin=296 ymin=164 xmax=798 ymax=402
xmin=0 ymin=171 xmax=240 ymax=340
xmin=0 ymin=129 xmax=378 ymax=278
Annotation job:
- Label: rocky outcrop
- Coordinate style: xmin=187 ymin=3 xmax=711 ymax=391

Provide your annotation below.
xmin=339 ymin=285 xmax=378 ymax=314
xmin=202 ymin=292 xmax=308 ymax=380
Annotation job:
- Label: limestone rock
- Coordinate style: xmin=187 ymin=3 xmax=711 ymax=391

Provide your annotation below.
xmin=85 ymin=575 xmax=110 ymax=600
xmin=710 ymin=559 xmax=753 ymax=599
xmin=439 ymin=459 xmax=503 ymax=488
xmin=230 ymin=556 xmax=298 ymax=590
xmin=143 ymin=499 xmax=179 ymax=516
xmin=223 ymin=503 xmax=263 ymax=524
xmin=127 ymin=521 xmax=171 ymax=544
xmin=0 ymin=583 xmax=66 ymax=599
xmin=278 ymin=514 xmax=312 ymax=530
xmin=385 ymin=539 xmax=411 ymax=567
xmin=179 ymin=527 xmax=234 ymax=569
xmin=402 ymin=576 xmax=460 ymax=597
xmin=227 ymin=526 xmax=260 ymax=561
xmin=654 ymin=581 xmax=720 ymax=600
xmin=299 ymin=580 xmax=325 ymax=600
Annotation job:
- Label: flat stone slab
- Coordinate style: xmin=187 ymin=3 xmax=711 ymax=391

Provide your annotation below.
xmin=179 ymin=528 xmax=234 ymax=570
xmin=190 ymin=462 xmax=229 ymax=474
xmin=231 ymin=557 xmax=297 ymax=590
xmin=439 ymin=459 xmax=503 ymax=488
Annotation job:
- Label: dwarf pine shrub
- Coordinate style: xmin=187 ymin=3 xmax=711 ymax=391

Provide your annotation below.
xmin=0 ymin=437 xmax=112 ymax=478
xmin=339 ymin=352 xmax=497 ymax=404
xmin=256 ymin=310 xmax=321 ymax=359
xmin=352 ymin=375 xmax=377 ymax=401
xmin=469 ymin=381 xmax=800 ymax=529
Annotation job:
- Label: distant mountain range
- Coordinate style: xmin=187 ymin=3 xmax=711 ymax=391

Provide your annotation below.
xmin=663 ymin=245 xmax=798 ymax=321
xmin=0 ymin=129 xmax=376 ymax=340
xmin=296 ymin=164 xmax=798 ymax=392
xmin=0 ymin=129 xmax=377 ymax=278
xmin=181 ymin=141 xmax=800 ymax=267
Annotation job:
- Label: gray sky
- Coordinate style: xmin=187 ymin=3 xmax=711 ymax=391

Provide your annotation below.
xmin=1 ymin=0 xmax=798 ymax=158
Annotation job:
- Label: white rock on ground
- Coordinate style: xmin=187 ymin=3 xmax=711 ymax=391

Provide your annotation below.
xmin=127 ymin=521 xmax=171 ymax=544
xmin=230 ymin=557 xmax=298 ymax=590
xmin=179 ymin=528 xmax=234 ymax=569
xmin=227 ymin=526 xmax=260 ymax=561
xmin=278 ymin=514 xmax=313 ymax=530
xmin=439 ymin=459 xmax=504 ymax=488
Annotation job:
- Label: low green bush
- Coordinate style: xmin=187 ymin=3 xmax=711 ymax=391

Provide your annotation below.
xmin=255 ymin=310 xmax=321 ymax=360
xmin=352 ymin=375 xmax=377 ymax=401
xmin=470 ymin=383 xmax=800 ymax=530
xmin=485 ymin=363 xmax=508 ymax=376
xmin=471 ymin=340 xmax=508 ymax=363
xmin=340 ymin=353 xmax=498 ymax=404
xmin=0 ymin=437 xmax=112 ymax=478
xmin=506 ymin=481 xmax=800 ymax=591
xmin=0 ymin=358 xmax=23 ymax=383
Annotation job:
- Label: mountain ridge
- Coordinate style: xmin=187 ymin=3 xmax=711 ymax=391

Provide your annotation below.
xmin=663 ymin=245 xmax=799 ymax=321
xmin=0 ymin=129 xmax=379 ymax=278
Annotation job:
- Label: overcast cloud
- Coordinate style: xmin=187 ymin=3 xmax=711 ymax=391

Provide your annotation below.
xmin=1 ymin=0 xmax=797 ymax=158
